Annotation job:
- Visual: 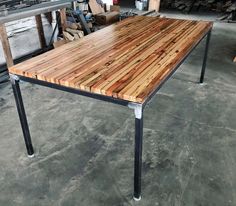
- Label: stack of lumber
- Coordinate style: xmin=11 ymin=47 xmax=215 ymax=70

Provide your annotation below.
xmin=220 ymin=2 xmax=236 ymax=21
xmin=161 ymin=0 xmax=236 ymax=20
xmin=63 ymin=22 xmax=84 ymax=41
xmin=54 ymin=23 xmax=85 ymax=48
xmin=63 ymin=28 xmax=84 ymax=41
xmin=215 ymin=1 xmax=236 ymax=22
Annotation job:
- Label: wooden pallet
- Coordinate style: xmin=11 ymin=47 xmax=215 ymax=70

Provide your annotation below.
xmin=9 ymin=16 xmax=212 ymax=103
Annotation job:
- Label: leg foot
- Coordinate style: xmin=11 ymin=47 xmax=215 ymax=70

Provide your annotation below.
xmin=133 ymin=196 xmax=142 ymax=201
xmin=28 ymin=154 xmax=35 ymax=158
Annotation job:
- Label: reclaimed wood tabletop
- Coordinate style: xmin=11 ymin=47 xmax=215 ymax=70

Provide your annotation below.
xmin=9 ymin=16 xmax=213 ymax=103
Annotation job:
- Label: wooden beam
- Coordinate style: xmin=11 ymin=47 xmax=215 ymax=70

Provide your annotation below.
xmin=140 ymin=10 xmax=156 ymax=16
xmin=59 ymin=8 xmax=67 ymax=32
xmin=88 ymin=0 xmax=104 ymax=15
xmin=35 ymin=14 xmax=47 ymax=49
xmin=148 ymin=0 xmax=161 ymax=12
xmin=0 ymin=24 xmax=14 ymax=68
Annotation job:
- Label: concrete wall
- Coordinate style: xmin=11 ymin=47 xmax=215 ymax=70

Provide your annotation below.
xmin=0 ymin=15 xmax=53 ymax=65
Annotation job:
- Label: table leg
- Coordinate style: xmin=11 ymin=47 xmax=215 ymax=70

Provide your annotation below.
xmin=134 ymin=115 xmax=143 ymax=201
xmin=10 ymin=75 xmax=34 ymax=157
xmin=129 ymin=103 xmax=143 ymax=201
xmin=0 ymin=24 xmax=14 ymax=68
xmin=35 ymin=14 xmax=47 ymax=49
xmin=200 ymin=30 xmax=211 ymax=84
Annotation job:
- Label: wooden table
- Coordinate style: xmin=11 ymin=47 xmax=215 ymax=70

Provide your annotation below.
xmin=0 ymin=1 xmax=71 ymax=68
xmin=9 ymin=16 xmax=213 ymax=201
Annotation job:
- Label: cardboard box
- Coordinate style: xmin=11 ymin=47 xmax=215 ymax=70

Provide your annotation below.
xmin=95 ymin=11 xmax=120 ymax=25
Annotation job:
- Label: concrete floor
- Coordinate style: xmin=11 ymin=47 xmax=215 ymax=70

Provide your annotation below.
xmin=0 ymin=12 xmax=236 ymax=206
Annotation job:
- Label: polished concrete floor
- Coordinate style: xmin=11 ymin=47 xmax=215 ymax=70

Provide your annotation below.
xmin=0 ymin=12 xmax=236 ymax=206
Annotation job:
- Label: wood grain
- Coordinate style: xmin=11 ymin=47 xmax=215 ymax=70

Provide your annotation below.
xmin=149 ymin=0 xmax=161 ymax=12
xmin=9 ymin=16 xmax=213 ymax=103
xmin=59 ymin=8 xmax=67 ymax=32
xmin=35 ymin=14 xmax=47 ymax=49
xmin=89 ymin=0 xmax=105 ymax=15
xmin=0 ymin=24 xmax=14 ymax=67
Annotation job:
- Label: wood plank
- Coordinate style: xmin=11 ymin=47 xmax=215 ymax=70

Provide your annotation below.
xmin=59 ymin=8 xmax=67 ymax=32
xmin=35 ymin=14 xmax=47 ymax=49
xmin=0 ymin=24 xmax=14 ymax=68
xmin=9 ymin=16 xmax=213 ymax=103
xmin=149 ymin=0 xmax=161 ymax=12
xmin=89 ymin=0 xmax=105 ymax=15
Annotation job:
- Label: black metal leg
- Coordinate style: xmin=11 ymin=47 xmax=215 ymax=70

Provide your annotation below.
xmin=11 ymin=75 xmax=34 ymax=157
xmin=200 ymin=30 xmax=211 ymax=83
xmin=134 ymin=115 xmax=143 ymax=201
xmin=128 ymin=103 xmax=144 ymax=201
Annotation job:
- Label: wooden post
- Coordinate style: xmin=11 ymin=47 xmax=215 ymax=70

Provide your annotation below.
xmin=59 ymin=8 xmax=67 ymax=32
xmin=148 ymin=0 xmax=161 ymax=12
xmin=0 ymin=24 xmax=14 ymax=68
xmin=35 ymin=14 xmax=47 ymax=49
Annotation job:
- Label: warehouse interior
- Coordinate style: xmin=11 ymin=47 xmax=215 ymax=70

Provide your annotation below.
xmin=0 ymin=0 xmax=235 ymax=206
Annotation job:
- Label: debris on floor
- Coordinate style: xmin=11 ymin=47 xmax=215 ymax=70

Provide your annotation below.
xmin=218 ymin=2 xmax=236 ymax=22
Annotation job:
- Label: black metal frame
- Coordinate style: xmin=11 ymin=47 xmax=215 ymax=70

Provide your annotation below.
xmin=11 ymin=77 xmax=34 ymax=157
xmin=134 ymin=113 xmax=143 ymax=200
xmin=200 ymin=30 xmax=211 ymax=84
xmin=10 ymin=29 xmax=212 ymax=201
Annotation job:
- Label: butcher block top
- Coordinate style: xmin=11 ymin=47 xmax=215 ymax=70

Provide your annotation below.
xmin=9 ymin=16 xmax=213 ymax=103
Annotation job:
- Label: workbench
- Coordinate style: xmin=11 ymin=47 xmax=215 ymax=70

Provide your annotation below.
xmin=0 ymin=1 xmax=71 ymax=68
xmin=9 ymin=16 xmax=213 ymax=201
